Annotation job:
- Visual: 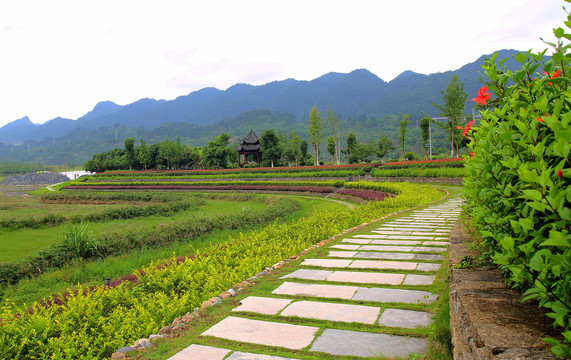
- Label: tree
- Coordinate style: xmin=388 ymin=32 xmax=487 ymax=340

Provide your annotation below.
xmin=283 ymin=131 xmax=301 ymax=166
xmin=398 ymin=114 xmax=411 ymax=153
xmin=345 ymin=133 xmax=357 ymax=161
xmin=377 ymin=132 xmax=395 ymax=162
xmin=325 ymin=107 xmax=341 ymax=165
xmin=158 ymin=139 xmax=176 ymax=169
xmin=201 ymin=133 xmax=232 ymax=169
xmin=434 ymin=74 xmax=467 ymax=157
xmin=260 ymin=129 xmax=282 ymax=167
xmin=124 ymin=137 xmax=135 ymax=170
xmin=326 ymin=135 xmax=336 ymax=163
xmin=419 ymin=116 xmax=431 ymax=159
xmin=306 ymin=106 xmax=323 ymax=166
xmin=299 ymin=140 xmax=308 ymax=165
xmin=137 ymin=140 xmax=151 ymax=170
xmin=83 ymin=159 xmax=104 ymax=173
xmin=349 ymin=142 xmax=376 ymax=164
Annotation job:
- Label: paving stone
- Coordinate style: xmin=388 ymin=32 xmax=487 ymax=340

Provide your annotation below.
xmin=327 ymin=250 xmax=357 ymax=258
xmin=167 ymin=344 xmax=231 ymax=360
xmin=434 ymin=237 xmax=450 ymax=240
xmin=309 ymin=328 xmax=427 ymax=358
xmin=348 ymin=260 xmax=418 ymax=271
xmin=387 ymin=235 xmax=435 ymax=240
xmin=371 ymin=230 xmax=412 ymax=235
xmin=301 ymin=259 xmax=352 ymax=268
xmin=280 ymin=300 xmax=380 ymax=324
xmin=403 ymin=274 xmax=436 ymax=285
xmin=330 ymin=244 xmax=361 ymax=250
xmin=421 ymin=241 xmax=450 ymax=246
xmin=412 ymin=246 xmax=447 ymax=252
xmin=201 ymin=316 xmax=318 ymax=350
xmin=411 ymin=232 xmax=449 ymax=236
xmin=354 ymin=251 xmax=415 ymax=260
xmin=352 ymin=234 xmax=388 ymax=239
xmin=227 ymin=352 xmax=300 ymax=360
xmin=415 ymin=263 xmax=441 ymax=272
xmin=352 ymin=287 xmax=438 ymax=304
xmin=272 ymin=282 xmax=358 ymax=299
xmin=281 ymin=269 xmax=333 ymax=281
xmin=232 ymin=296 xmax=293 ymax=315
xmin=369 ymin=239 xmax=422 ymax=245
xmin=378 ymin=308 xmax=433 ymax=328
xmin=414 ymin=253 xmax=444 ymax=261
xmin=341 ymin=239 xmax=371 ymax=244
xmin=359 ymin=245 xmax=415 ymax=252
xmin=327 ymin=270 xmax=404 ymax=285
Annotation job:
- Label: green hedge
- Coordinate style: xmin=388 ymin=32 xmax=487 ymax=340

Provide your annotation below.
xmin=463 ymin=39 xmax=571 ymax=356
xmin=371 ymin=167 xmax=465 ymax=178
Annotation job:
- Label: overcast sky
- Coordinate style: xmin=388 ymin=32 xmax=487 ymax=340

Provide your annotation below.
xmin=0 ymin=0 xmax=566 ymax=128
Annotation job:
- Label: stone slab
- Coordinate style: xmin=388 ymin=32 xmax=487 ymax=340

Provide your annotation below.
xmin=416 ymin=262 xmax=441 ymax=272
xmin=352 ymin=234 xmax=388 ymax=239
xmin=422 ymin=241 xmax=450 ymax=246
xmin=280 ymin=300 xmax=380 ymax=324
xmin=359 ymin=245 xmax=415 ymax=252
xmin=353 ymin=287 xmax=438 ymax=304
xmin=378 ymin=308 xmax=433 ymax=328
xmin=272 ymin=282 xmax=358 ymax=300
xmin=414 ymin=253 xmax=445 ymax=261
xmin=348 ymin=260 xmax=418 ymax=271
xmin=232 ymin=296 xmax=293 ymax=315
xmin=371 ymin=230 xmax=412 ymax=235
xmin=225 ymin=351 xmax=296 ymax=360
xmin=309 ymin=328 xmax=427 ymax=358
xmin=413 ymin=246 xmax=447 ymax=252
xmin=227 ymin=352 xmax=300 ymax=360
xmin=328 ymin=270 xmax=404 ymax=285
xmin=403 ymin=274 xmax=436 ymax=285
xmin=330 ymin=244 xmax=361 ymax=250
xmin=354 ymin=251 xmax=415 ymax=260
xmin=201 ymin=316 xmax=318 ymax=350
xmin=301 ymin=258 xmax=352 ymax=268
xmin=281 ymin=269 xmax=332 ymax=281
xmin=387 ymin=235 xmax=435 ymax=240
xmin=369 ymin=239 xmax=422 ymax=245
xmin=341 ymin=239 xmax=371 ymax=244
xmin=168 ymin=344 xmax=231 ymax=360
xmin=327 ymin=250 xmax=357 ymax=258
xmin=412 ymin=232 xmax=449 ymax=236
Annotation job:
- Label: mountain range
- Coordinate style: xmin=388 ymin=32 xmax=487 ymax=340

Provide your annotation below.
xmin=0 ymin=49 xmax=524 ymax=164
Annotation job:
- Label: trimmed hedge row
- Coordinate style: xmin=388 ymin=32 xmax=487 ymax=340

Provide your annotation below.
xmin=0 ymin=182 xmax=443 ymax=359
xmin=371 ymin=167 xmax=466 ymax=178
xmin=380 ymin=158 xmax=464 ymax=169
xmin=64 ymin=185 xmax=337 ymax=194
xmin=0 ymin=198 xmax=300 ymax=297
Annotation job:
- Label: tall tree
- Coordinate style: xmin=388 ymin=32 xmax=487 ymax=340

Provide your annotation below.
xmin=124 ymin=137 xmax=135 ymax=170
xmin=345 ymin=133 xmax=357 ymax=161
xmin=300 ymin=140 xmax=308 ymax=165
xmin=398 ymin=114 xmax=411 ymax=153
xmin=434 ymin=74 xmax=467 ymax=157
xmin=158 ymin=139 xmax=175 ymax=169
xmin=260 ymin=129 xmax=282 ymax=167
xmin=419 ymin=116 xmax=431 ymax=159
xmin=325 ymin=107 xmax=341 ymax=165
xmin=284 ymin=131 xmax=301 ymax=166
xmin=137 ymin=140 xmax=151 ymax=170
xmin=377 ymin=132 xmax=395 ymax=162
xmin=306 ymin=106 xmax=323 ymax=166
xmin=326 ymin=135 xmax=336 ymax=163
xmin=201 ymin=133 xmax=232 ymax=169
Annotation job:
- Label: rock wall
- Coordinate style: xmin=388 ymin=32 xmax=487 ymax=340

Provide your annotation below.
xmin=449 ymin=223 xmax=561 ymax=359
xmin=1 ymin=173 xmax=69 ymax=185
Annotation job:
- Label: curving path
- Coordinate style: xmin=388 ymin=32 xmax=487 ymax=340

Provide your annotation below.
xmin=167 ymin=196 xmax=462 ymax=359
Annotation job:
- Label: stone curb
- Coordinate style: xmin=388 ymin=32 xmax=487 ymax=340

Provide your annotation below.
xmin=110 ymin=188 xmax=451 ymax=359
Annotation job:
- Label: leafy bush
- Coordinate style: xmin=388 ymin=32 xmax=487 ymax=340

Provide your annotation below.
xmin=463 ymin=25 xmax=571 ymax=356
xmin=371 ymin=167 xmax=465 ymax=178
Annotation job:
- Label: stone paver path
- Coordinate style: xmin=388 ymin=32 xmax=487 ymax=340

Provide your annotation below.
xmin=168 ymin=196 xmax=462 ymax=359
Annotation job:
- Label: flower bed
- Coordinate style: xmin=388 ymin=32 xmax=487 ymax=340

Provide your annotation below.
xmin=63 ymin=185 xmax=337 ymax=194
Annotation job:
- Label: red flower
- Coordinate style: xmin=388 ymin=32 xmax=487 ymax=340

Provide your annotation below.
xmin=537 ymin=117 xmax=544 ymax=123
xmin=462 ymin=121 xmax=475 ymax=137
xmin=471 ymin=86 xmax=490 ymax=106
xmin=470 ymin=152 xmax=475 ymax=156
xmin=558 ymin=169 xmax=563 ymax=179
xmin=545 ymin=70 xmax=561 ymax=85
xmin=456 ymin=126 xmax=463 ymax=130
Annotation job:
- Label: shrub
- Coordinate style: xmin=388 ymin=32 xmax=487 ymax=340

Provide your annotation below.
xmin=62 ymin=223 xmax=100 ymax=259
xmin=463 ymin=24 xmax=571 ymax=356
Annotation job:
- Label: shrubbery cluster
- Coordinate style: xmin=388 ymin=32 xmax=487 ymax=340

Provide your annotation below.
xmin=463 ymin=22 xmax=571 ymax=356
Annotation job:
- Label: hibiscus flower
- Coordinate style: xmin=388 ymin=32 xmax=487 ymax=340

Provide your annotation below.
xmin=471 ymin=86 xmax=490 ymax=106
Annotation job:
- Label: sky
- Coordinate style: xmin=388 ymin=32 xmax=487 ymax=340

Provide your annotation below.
xmin=0 ymin=0 xmax=566 ymax=128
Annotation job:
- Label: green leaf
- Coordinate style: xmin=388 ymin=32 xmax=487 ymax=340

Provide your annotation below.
xmin=540 ymin=231 xmax=571 ymax=248
xmin=515 ymin=52 xmax=527 ymax=63
xmin=522 ymin=189 xmax=543 ymax=201
xmin=554 ymin=27 xmax=564 ymax=38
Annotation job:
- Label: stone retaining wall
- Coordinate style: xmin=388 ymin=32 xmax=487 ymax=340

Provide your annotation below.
xmin=449 ymin=223 xmax=560 ymax=359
